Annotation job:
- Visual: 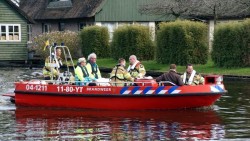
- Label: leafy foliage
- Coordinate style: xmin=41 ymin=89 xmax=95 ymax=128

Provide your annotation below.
xmin=212 ymin=19 xmax=250 ymax=67
xmin=32 ymin=31 xmax=81 ymax=59
xmin=80 ymin=26 xmax=110 ymax=58
xmin=110 ymin=25 xmax=155 ymax=60
xmin=156 ymin=20 xmax=208 ymax=65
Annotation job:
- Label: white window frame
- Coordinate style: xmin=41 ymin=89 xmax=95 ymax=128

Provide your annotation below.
xmin=27 ymin=24 xmax=32 ymax=42
xmin=0 ymin=24 xmax=21 ymax=42
xmin=101 ymin=22 xmax=118 ymax=41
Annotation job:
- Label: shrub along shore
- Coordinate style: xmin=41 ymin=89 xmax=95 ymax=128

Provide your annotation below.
xmin=97 ymin=58 xmax=250 ymax=77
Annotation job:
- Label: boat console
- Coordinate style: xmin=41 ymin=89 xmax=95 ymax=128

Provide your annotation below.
xmin=134 ymin=79 xmax=158 ymax=86
xmin=204 ymin=75 xmax=223 ymax=85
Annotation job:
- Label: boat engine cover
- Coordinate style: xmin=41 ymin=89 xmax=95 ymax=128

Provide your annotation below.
xmin=134 ymin=79 xmax=158 ymax=87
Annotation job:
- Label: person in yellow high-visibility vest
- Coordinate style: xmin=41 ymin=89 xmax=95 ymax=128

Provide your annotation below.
xmin=43 ymin=48 xmax=62 ymax=80
xmin=85 ymin=53 xmax=101 ymax=80
xmin=110 ymin=58 xmax=134 ymax=86
xmin=75 ymin=57 xmax=92 ymax=86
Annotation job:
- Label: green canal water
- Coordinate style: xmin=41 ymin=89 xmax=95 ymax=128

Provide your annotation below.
xmin=0 ymin=68 xmax=249 ymax=140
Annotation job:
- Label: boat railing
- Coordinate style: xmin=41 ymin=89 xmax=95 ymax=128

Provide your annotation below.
xmin=48 ymin=45 xmax=75 ymax=81
xmin=18 ymin=79 xmax=178 ymax=87
xmin=158 ymin=81 xmax=176 ymax=86
xmin=21 ymin=79 xmax=157 ymax=86
xmin=109 ymin=81 xmax=156 ymax=86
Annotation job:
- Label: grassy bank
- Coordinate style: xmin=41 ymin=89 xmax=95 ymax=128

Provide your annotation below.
xmin=97 ymin=58 xmax=250 ymax=76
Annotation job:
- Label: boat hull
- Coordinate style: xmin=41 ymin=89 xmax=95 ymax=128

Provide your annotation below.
xmin=15 ymin=93 xmax=222 ymax=110
xmin=13 ymin=82 xmax=226 ymax=110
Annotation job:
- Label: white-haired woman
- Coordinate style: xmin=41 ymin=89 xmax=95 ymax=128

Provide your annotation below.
xmin=86 ymin=53 xmax=102 ymax=79
xmin=75 ymin=57 xmax=91 ymax=86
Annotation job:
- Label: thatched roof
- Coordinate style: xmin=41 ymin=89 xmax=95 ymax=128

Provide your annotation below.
xmin=19 ymin=0 xmax=106 ymax=20
xmin=4 ymin=0 xmax=34 ymax=23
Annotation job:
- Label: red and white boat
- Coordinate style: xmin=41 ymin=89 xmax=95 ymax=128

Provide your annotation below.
xmin=3 ymin=45 xmax=227 ymax=110
xmin=5 ymin=75 xmax=225 ymax=110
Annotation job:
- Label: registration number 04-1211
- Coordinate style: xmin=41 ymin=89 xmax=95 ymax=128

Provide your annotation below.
xmin=25 ymin=84 xmax=48 ymax=91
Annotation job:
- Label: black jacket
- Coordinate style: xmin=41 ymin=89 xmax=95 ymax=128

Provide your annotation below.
xmin=156 ymin=70 xmax=184 ymax=86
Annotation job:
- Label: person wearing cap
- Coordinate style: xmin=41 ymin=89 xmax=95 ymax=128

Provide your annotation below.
xmin=75 ymin=57 xmax=92 ymax=86
xmin=43 ymin=47 xmax=62 ymax=80
xmin=156 ymin=64 xmax=184 ymax=86
xmin=127 ymin=55 xmax=146 ymax=78
xmin=86 ymin=53 xmax=102 ymax=80
xmin=110 ymin=58 xmax=134 ymax=86
xmin=181 ymin=64 xmax=204 ymax=85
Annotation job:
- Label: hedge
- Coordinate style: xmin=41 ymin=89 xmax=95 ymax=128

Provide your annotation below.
xmin=110 ymin=25 xmax=155 ymax=60
xmin=32 ymin=31 xmax=81 ymax=59
xmin=156 ymin=20 xmax=208 ymax=65
xmin=80 ymin=26 xmax=110 ymax=58
xmin=212 ymin=19 xmax=250 ymax=67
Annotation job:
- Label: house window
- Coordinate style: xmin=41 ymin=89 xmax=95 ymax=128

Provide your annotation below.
xmin=136 ymin=22 xmax=149 ymax=26
xmin=78 ymin=22 xmax=93 ymax=31
xmin=50 ymin=0 xmax=69 ymax=1
xmin=0 ymin=24 xmax=21 ymax=42
xmin=27 ymin=24 xmax=32 ymax=42
xmin=59 ymin=22 xmax=65 ymax=31
xmin=118 ymin=22 xmax=133 ymax=27
xmin=42 ymin=23 xmax=50 ymax=33
xmin=102 ymin=22 xmax=116 ymax=40
xmin=79 ymin=23 xmax=86 ymax=31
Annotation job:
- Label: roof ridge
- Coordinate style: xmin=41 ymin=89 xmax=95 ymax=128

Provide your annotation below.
xmin=4 ymin=0 xmax=34 ymax=23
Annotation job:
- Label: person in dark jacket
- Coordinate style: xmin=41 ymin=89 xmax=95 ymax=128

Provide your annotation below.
xmin=156 ymin=64 xmax=184 ymax=86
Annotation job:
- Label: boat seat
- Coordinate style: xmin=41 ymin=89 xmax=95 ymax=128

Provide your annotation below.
xmin=88 ymin=83 xmax=97 ymax=86
xmin=58 ymin=71 xmax=74 ymax=85
xmin=134 ymin=78 xmax=158 ymax=87
xmin=96 ymin=78 xmax=111 ymax=86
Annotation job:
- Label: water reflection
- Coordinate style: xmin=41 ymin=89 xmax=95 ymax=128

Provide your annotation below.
xmin=15 ymin=108 xmax=225 ymax=140
xmin=215 ymin=80 xmax=250 ymax=139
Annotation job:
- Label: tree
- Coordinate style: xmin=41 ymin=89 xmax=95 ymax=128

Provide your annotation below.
xmin=237 ymin=0 xmax=250 ymax=7
xmin=139 ymin=0 xmax=201 ymax=19
xmin=194 ymin=0 xmax=249 ymax=24
xmin=139 ymin=0 xmax=250 ymax=23
xmin=139 ymin=0 xmax=249 ymax=52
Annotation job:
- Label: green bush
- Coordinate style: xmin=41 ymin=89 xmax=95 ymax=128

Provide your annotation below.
xmin=212 ymin=19 xmax=250 ymax=67
xmin=242 ymin=19 xmax=250 ymax=66
xmin=32 ymin=31 xmax=81 ymax=59
xmin=111 ymin=25 xmax=155 ymax=60
xmin=156 ymin=20 xmax=208 ymax=65
xmin=80 ymin=26 xmax=109 ymax=58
